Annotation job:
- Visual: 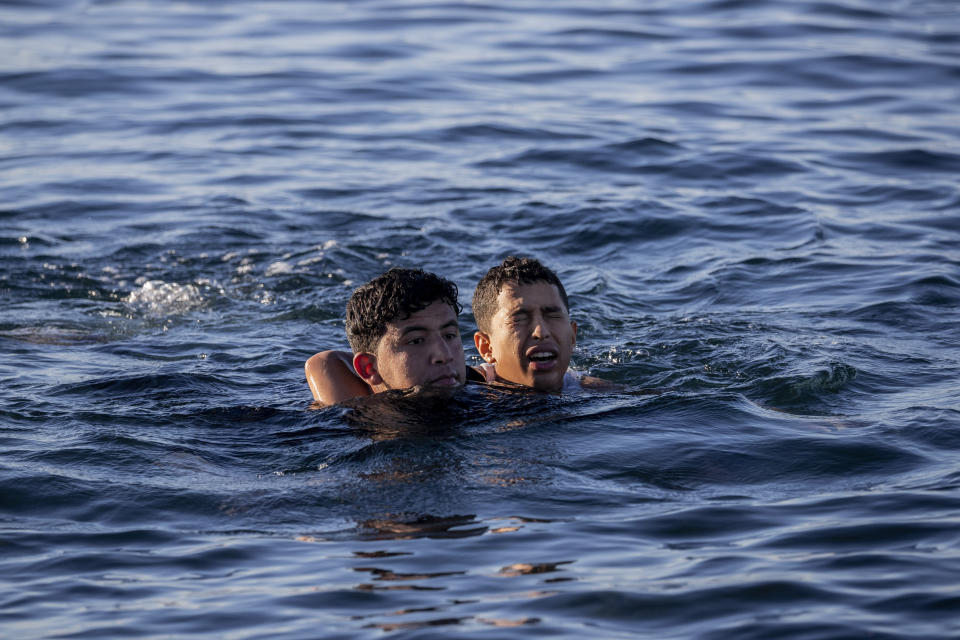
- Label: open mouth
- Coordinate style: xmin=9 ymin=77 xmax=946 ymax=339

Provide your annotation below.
xmin=529 ymin=351 xmax=556 ymax=362
xmin=527 ymin=348 xmax=558 ymax=369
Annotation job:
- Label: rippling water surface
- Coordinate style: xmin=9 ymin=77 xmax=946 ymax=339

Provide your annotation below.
xmin=2 ymin=0 xmax=960 ymax=637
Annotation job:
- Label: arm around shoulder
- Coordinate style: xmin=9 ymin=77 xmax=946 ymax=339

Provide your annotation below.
xmin=305 ymin=350 xmax=372 ymax=405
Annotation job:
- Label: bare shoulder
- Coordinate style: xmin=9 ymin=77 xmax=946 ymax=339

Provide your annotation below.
xmin=306 ymin=350 xmax=346 ymax=373
xmin=305 ymin=350 xmax=372 ymax=405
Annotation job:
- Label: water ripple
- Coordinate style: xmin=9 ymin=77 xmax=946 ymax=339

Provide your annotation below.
xmin=3 ymin=0 xmax=960 ymax=637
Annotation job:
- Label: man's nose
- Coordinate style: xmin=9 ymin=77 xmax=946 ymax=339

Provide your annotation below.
xmin=530 ymin=313 xmax=551 ymax=339
xmin=431 ymin=337 xmax=454 ymax=362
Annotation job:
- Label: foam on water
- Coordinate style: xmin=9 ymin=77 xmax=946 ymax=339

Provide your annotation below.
xmin=125 ymin=279 xmax=206 ymax=315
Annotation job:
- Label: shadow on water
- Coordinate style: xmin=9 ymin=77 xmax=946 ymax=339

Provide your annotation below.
xmin=331 ymin=381 xmax=571 ymax=440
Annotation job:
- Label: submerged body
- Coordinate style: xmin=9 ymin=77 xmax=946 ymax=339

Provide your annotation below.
xmin=308 ymin=258 xmax=615 ymax=405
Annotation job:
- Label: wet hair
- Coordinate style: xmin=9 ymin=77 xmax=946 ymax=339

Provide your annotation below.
xmin=346 ymin=268 xmax=462 ymax=354
xmin=472 ymin=256 xmax=569 ymax=334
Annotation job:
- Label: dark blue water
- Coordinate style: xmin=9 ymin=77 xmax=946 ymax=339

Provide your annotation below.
xmin=2 ymin=0 xmax=960 ymax=637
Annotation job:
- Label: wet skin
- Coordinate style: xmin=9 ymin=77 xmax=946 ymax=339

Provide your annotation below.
xmin=358 ymin=300 xmax=467 ymax=392
xmin=474 ymin=281 xmax=577 ymax=391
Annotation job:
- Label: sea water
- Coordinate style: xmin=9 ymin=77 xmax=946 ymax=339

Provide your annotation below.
xmin=2 ymin=0 xmax=959 ymax=638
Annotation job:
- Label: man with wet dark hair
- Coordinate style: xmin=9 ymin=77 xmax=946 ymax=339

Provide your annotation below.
xmin=345 ymin=268 xmax=462 ymax=355
xmin=306 ymin=268 xmax=467 ymax=405
xmin=306 ymin=257 xmax=600 ymax=404
xmin=471 ymin=256 xmax=578 ymax=392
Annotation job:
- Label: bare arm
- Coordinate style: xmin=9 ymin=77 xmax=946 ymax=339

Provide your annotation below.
xmin=305 ymin=350 xmax=372 ymax=405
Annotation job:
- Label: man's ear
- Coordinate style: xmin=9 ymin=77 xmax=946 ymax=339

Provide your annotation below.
xmin=353 ymin=352 xmax=383 ymax=386
xmin=474 ymin=331 xmax=495 ymax=363
xmin=570 ymin=320 xmax=577 ymax=347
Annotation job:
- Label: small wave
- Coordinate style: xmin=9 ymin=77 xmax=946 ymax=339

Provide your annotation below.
xmin=793 ymin=363 xmax=858 ymax=396
xmin=433 ymin=123 xmax=585 ymax=143
xmin=848 ymin=301 xmax=933 ymax=329
xmin=478 ymin=144 xmax=805 ymax=180
xmin=831 ymin=148 xmax=960 ymax=175
xmin=51 ymin=372 xmax=235 ymax=399
xmin=0 ymin=68 xmax=159 ymax=98
xmin=0 ymin=326 xmax=112 ymax=345
xmin=755 ymin=363 xmax=859 ymax=409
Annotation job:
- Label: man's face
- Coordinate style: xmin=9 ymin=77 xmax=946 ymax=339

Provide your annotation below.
xmin=476 ymin=281 xmax=576 ymax=391
xmin=370 ymin=300 xmax=466 ymax=391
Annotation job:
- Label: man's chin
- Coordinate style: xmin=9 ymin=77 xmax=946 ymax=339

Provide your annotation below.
xmin=529 ymin=372 xmax=565 ymax=392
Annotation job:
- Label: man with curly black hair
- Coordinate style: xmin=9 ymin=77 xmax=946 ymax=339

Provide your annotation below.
xmin=306 ymin=268 xmax=467 ymax=405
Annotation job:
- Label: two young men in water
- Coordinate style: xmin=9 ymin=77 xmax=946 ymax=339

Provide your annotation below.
xmin=305 ymin=257 xmax=580 ymax=405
